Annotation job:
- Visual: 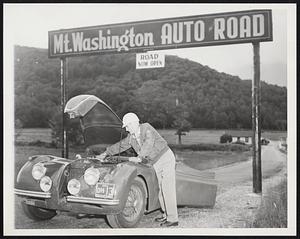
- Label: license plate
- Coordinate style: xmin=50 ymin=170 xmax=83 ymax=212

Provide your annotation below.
xmin=95 ymin=183 xmax=115 ymax=199
xmin=24 ymin=198 xmax=35 ymax=206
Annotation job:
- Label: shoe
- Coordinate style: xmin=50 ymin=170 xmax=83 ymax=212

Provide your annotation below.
xmin=160 ymin=221 xmax=179 ymax=227
xmin=155 ymin=215 xmax=167 ymax=222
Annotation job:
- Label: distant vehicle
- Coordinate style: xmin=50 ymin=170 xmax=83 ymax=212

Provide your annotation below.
xmin=15 ymin=95 xmax=217 ymax=228
xmin=261 ymin=138 xmax=270 ymax=145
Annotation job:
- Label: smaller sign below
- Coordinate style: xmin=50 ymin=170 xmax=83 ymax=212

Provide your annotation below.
xmin=136 ymin=52 xmax=165 ymax=69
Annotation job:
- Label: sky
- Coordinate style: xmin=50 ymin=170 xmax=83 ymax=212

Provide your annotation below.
xmin=4 ymin=3 xmax=296 ymax=87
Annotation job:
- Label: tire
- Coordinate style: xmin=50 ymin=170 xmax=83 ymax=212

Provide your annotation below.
xmin=21 ymin=202 xmax=57 ymax=221
xmin=107 ymin=178 xmax=146 ymax=228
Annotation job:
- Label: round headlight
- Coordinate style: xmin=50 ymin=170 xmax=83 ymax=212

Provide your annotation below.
xmin=84 ymin=167 xmax=100 ymax=186
xmin=67 ymin=179 xmax=81 ymax=195
xmin=32 ymin=163 xmax=46 ymax=180
xmin=40 ymin=176 xmax=52 ymax=192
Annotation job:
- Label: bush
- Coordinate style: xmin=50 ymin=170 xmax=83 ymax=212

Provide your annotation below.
xmin=220 ymin=133 xmax=232 ymax=143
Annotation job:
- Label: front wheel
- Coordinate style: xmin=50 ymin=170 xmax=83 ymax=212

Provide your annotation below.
xmin=21 ymin=202 xmax=57 ymax=221
xmin=107 ymin=178 xmax=146 ymax=228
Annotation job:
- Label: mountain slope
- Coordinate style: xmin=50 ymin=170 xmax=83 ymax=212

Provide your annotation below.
xmin=14 ymin=45 xmax=287 ymax=130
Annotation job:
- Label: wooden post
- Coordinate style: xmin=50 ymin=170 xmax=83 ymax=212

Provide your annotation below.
xmin=60 ymin=57 xmax=68 ymax=158
xmin=252 ymin=42 xmax=262 ymax=193
xmin=65 ymin=58 xmax=69 ymax=159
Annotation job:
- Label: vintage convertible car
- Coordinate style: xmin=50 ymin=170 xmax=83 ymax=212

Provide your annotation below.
xmin=15 ymin=95 xmax=217 ymax=228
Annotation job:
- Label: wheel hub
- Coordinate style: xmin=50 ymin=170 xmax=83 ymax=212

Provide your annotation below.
xmin=123 ymin=185 xmax=142 ymax=220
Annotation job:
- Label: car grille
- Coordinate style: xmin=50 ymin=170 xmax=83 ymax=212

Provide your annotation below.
xmin=69 ymin=167 xmax=85 ymax=179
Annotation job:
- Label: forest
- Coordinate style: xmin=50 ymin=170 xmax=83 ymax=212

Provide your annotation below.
xmin=14 ymin=45 xmax=287 ymax=131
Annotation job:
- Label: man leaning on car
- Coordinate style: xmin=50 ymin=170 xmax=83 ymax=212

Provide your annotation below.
xmin=97 ymin=112 xmax=179 ymax=227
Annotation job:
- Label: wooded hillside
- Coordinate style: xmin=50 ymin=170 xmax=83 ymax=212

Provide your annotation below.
xmin=14 ymin=45 xmax=287 ymax=130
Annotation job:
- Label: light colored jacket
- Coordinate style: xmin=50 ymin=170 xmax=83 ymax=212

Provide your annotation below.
xmin=106 ymin=123 xmax=169 ymax=165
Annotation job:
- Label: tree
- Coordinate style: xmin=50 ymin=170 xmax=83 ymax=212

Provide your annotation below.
xmin=134 ymin=80 xmax=177 ymax=128
xmin=173 ymin=102 xmax=191 ymax=145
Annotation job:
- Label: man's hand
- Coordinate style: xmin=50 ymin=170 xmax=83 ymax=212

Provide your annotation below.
xmin=75 ymin=154 xmax=82 ymax=159
xmin=95 ymin=152 xmax=107 ymax=161
xmin=128 ymin=157 xmax=142 ymax=163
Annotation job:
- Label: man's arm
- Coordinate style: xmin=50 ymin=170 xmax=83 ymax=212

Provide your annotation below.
xmin=138 ymin=129 xmax=155 ymax=162
xmin=105 ymin=134 xmax=132 ymax=156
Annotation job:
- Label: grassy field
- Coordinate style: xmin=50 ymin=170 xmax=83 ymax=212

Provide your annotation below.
xmin=251 ymin=178 xmax=287 ymax=228
xmin=15 ymin=128 xmax=52 ymax=143
xmin=14 ymin=128 xmax=283 ymax=177
xmin=15 ymin=128 xmax=287 ymax=144
xmin=175 ymin=150 xmax=251 ymax=170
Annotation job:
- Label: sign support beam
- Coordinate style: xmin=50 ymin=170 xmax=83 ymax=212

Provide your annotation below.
xmin=252 ymin=42 xmax=262 ymax=193
xmin=60 ymin=57 xmax=68 ymax=158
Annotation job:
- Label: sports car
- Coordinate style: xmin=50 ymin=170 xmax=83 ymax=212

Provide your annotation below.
xmin=15 ymin=95 xmax=217 ymax=228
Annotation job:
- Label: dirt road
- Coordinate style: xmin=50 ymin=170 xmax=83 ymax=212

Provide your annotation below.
xmin=206 ymin=140 xmax=285 ymax=184
xmin=14 ymin=141 xmax=286 ymax=229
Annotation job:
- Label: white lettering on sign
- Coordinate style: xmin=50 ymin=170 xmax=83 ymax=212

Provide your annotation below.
xmin=54 ymin=34 xmax=63 ymax=54
xmin=161 ymin=20 xmax=206 ymax=44
xmin=53 ymin=28 xmax=155 ymax=54
xmin=214 ymin=14 xmax=265 ymax=40
xmin=136 ymin=52 xmax=165 ymax=69
xmin=54 ymin=33 xmax=73 ymax=53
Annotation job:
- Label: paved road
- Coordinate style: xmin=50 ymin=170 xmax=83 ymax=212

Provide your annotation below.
xmin=206 ymin=141 xmax=286 ymax=184
xmin=14 ymin=141 xmax=286 ymax=229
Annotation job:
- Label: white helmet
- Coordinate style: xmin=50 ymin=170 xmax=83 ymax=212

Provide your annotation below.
xmin=122 ymin=113 xmax=139 ymax=128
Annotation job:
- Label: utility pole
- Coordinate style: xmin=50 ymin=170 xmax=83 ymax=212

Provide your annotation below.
xmin=252 ymin=42 xmax=262 ymax=193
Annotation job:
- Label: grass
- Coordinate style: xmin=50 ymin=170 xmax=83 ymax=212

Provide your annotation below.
xmin=15 ymin=128 xmax=52 ymax=143
xmin=175 ymin=150 xmax=252 ymax=170
xmin=158 ymin=129 xmax=225 ymax=144
xmin=251 ymin=178 xmax=287 ymax=228
xmin=15 ymin=128 xmax=287 ymax=145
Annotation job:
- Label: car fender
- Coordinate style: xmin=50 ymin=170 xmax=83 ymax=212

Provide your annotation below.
xmin=135 ymin=164 xmax=160 ymax=212
xmin=115 ymin=163 xmax=160 ymax=213
xmin=15 ymin=155 xmax=71 ymax=197
xmin=110 ymin=162 xmax=139 ymax=210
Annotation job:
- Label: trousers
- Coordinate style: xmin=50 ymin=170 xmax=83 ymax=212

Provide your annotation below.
xmin=153 ymin=148 xmax=178 ymax=222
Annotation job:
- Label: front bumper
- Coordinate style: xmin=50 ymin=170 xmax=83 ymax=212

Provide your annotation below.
xmin=15 ymin=189 xmax=51 ymax=198
xmin=15 ymin=188 xmax=122 ymax=215
xmin=66 ymin=196 xmax=119 ymax=205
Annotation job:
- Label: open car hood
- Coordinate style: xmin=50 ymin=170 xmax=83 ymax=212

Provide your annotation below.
xmin=65 ymin=95 xmax=127 ymax=147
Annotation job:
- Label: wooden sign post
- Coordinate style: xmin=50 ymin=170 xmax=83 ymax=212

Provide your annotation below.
xmin=60 ymin=57 xmax=68 ymax=158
